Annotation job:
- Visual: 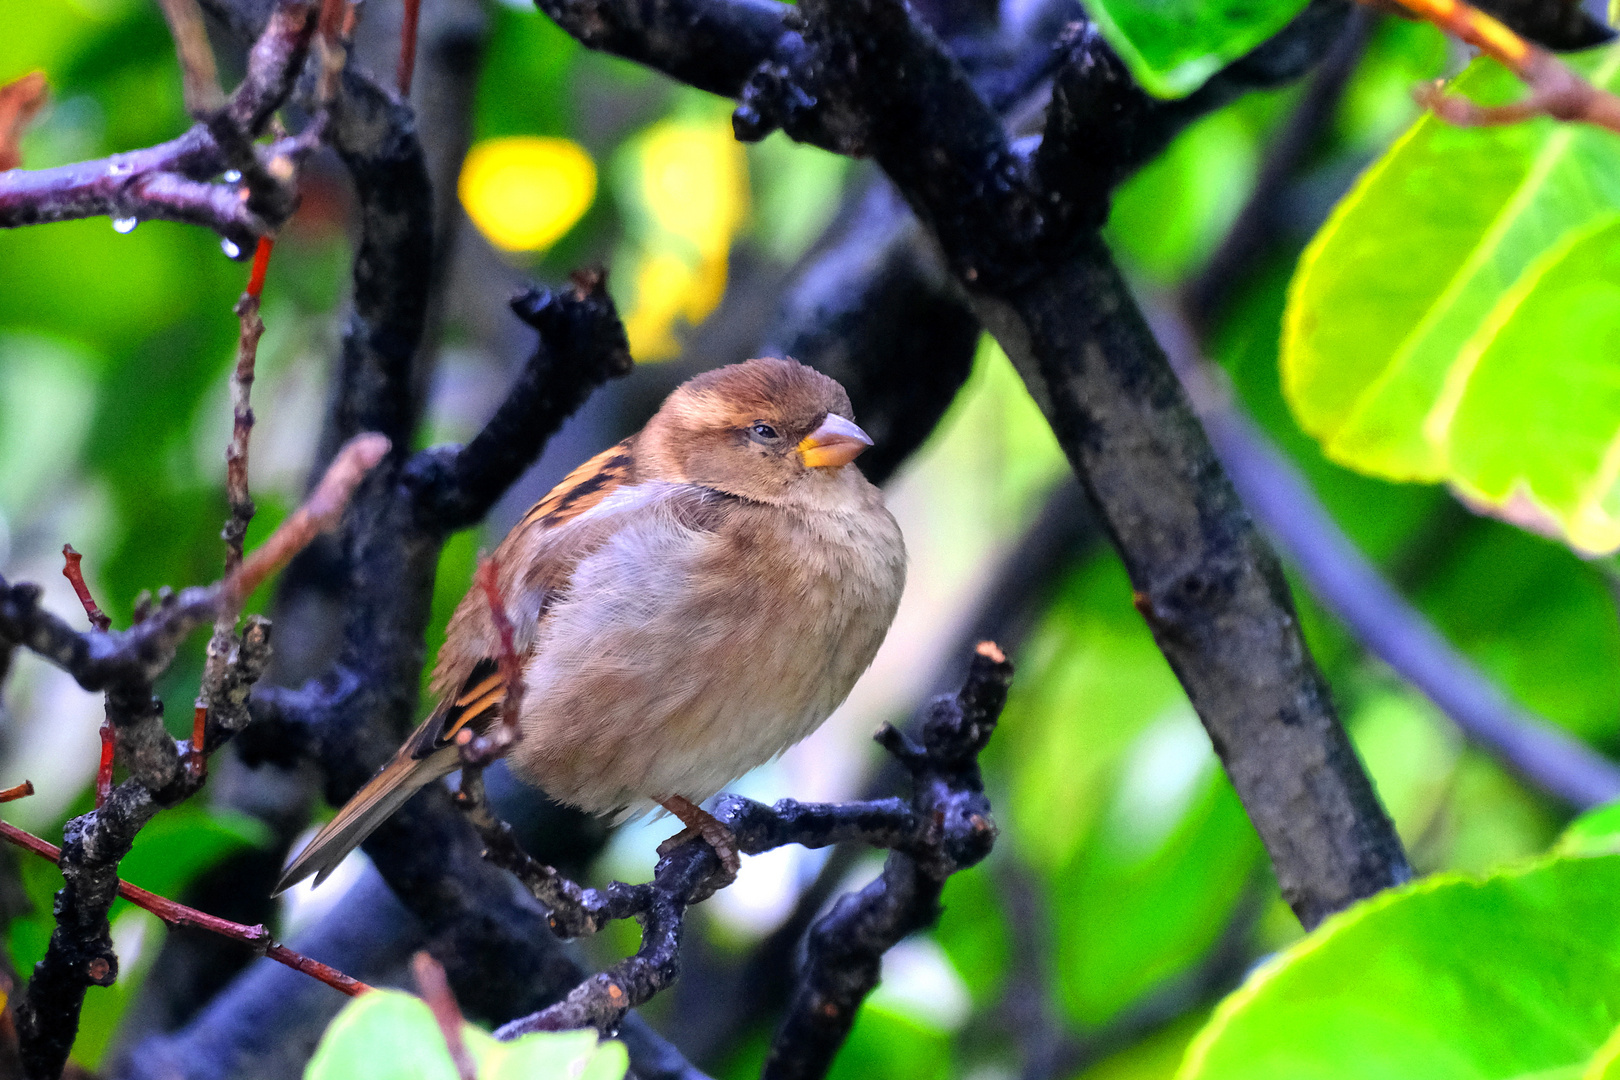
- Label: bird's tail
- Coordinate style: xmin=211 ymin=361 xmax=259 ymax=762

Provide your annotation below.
xmin=273 ymin=743 xmax=459 ymax=895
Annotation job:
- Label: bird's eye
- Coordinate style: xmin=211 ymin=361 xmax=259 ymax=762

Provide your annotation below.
xmin=749 ymin=422 xmax=780 ymax=442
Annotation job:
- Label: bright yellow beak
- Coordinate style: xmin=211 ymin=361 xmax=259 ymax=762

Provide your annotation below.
xmin=798 ymin=413 xmax=873 ymax=469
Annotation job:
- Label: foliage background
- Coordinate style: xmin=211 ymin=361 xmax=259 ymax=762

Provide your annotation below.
xmin=1 ymin=0 xmax=1615 ymax=1074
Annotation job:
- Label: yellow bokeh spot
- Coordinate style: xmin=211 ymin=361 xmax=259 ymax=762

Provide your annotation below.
xmin=459 ymin=136 xmax=596 ymax=253
xmin=616 ymin=116 xmax=749 ymax=360
xmin=636 ymin=121 xmax=748 ymax=259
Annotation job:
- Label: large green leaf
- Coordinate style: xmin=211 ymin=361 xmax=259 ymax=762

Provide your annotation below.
xmin=1083 ymin=0 xmax=1310 ymax=97
xmin=1176 ymin=854 xmax=1620 ymax=1080
xmin=1283 ymin=48 xmax=1620 ymax=554
xmin=305 ymin=990 xmax=628 ymax=1080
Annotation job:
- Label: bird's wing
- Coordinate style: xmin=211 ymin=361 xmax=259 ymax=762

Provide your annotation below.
xmin=274 ymin=438 xmax=654 ymax=894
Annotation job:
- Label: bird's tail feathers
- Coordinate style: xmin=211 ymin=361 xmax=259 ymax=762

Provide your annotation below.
xmin=272 ymin=745 xmax=458 ymax=896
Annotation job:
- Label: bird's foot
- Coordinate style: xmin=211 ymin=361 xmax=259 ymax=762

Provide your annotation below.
xmin=658 ymin=796 xmax=740 ymax=899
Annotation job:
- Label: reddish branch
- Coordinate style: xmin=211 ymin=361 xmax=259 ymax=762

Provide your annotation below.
xmin=0 ymin=72 xmax=47 ymax=172
xmin=59 ymin=547 xmax=110 ymax=633
xmin=1375 ymin=0 xmax=1620 ymax=132
xmin=194 ymin=234 xmax=273 ymax=778
xmin=414 ymin=953 xmax=476 ymax=1080
xmin=0 ymin=821 xmax=370 ymax=997
xmin=398 ymin=0 xmax=423 ymax=96
xmin=226 ymin=433 xmax=391 ymax=606
xmin=0 ymin=782 xmax=34 ymax=803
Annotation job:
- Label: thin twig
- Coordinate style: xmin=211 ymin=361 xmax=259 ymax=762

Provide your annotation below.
xmin=398 ymin=0 xmax=423 ymax=95
xmin=414 ymin=953 xmax=476 ymax=1080
xmin=0 ymin=72 xmax=47 ymax=172
xmin=0 ymin=821 xmax=371 ymax=997
xmin=0 ymin=782 xmax=33 ymax=803
xmin=193 ymin=234 xmax=272 ymax=779
xmin=1374 ymin=0 xmax=1620 ymax=131
xmin=60 ymin=546 xmax=109 ymax=632
xmin=156 ymin=0 xmax=227 ymax=117
xmin=227 ymin=433 xmax=391 ymax=606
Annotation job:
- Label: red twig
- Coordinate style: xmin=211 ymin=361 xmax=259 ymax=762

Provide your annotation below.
xmin=60 ymin=545 xmax=110 ymax=632
xmin=0 ymin=781 xmax=34 ymax=803
xmin=188 ymin=705 xmax=209 ymax=779
xmin=0 ymin=820 xmax=371 ymax=997
xmin=96 ymin=722 xmax=114 ymax=809
xmin=397 ymin=0 xmax=422 ymax=96
xmin=224 ymin=432 xmax=390 ymax=605
xmin=246 ymin=236 xmax=273 ymax=301
xmin=413 ymin=953 xmax=476 ymax=1080
xmin=1370 ymin=0 xmax=1620 ymax=133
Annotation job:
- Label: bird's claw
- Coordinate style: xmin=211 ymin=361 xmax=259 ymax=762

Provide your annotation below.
xmin=658 ymin=796 xmax=740 ymax=900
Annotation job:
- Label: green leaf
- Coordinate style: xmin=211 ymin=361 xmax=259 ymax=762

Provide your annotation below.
xmin=1556 ymin=799 xmax=1620 ymax=858
xmin=1083 ymin=0 xmax=1310 ymax=97
xmin=304 ymin=990 xmax=628 ymax=1080
xmin=1283 ymin=47 xmax=1620 ymax=554
xmin=1176 ymin=855 xmax=1620 ymax=1080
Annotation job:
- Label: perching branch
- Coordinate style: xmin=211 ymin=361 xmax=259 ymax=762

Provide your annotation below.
xmin=479 ymin=642 xmax=1011 ymax=1066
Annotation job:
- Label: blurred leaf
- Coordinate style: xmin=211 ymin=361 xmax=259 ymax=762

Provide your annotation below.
xmin=1077 ymin=1011 xmax=1210 ymax=1080
xmin=1347 ymin=686 xmax=1460 ymax=847
xmin=991 ymin=553 xmax=1186 ymax=875
xmin=825 ymin=1001 xmax=950 ymax=1080
xmin=934 ymin=863 xmax=1010 ymax=1006
xmin=1557 ymin=798 xmax=1620 ymax=858
xmin=611 ymin=101 xmax=748 ymax=359
xmin=0 ymin=334 xmax=98 ymax=517
xmin=1178 ymin=854 xmax=1620 ymax=1080
xmin=1335 ymin=17 xmax=1448 ymax=153
xmin=1056 ymin=712 xmax=1262 ymax=1026
xmin=1283 ymin=48 xmax=1620 ymax=554
xmin=305 ymin=990 xmax=627 ymax=1080
xmin=745 ymin=133 xmax=850 ymax=264
xmin=1083 ymin=0 xmax=1309 ymax=97
xmin=1410 ymin=522 xmax=1620 ymax=745
xmin=1109 ymin=106 xmax=1261 ymax=283
xmin=460 ymin=137 xmax=597 ymax=252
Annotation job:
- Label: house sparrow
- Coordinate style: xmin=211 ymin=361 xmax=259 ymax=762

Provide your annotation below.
xmin=276 ymin=357 xmax=906 ymax=894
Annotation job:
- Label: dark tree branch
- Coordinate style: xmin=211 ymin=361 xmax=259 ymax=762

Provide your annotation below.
xmin=0 ymin=2 xmax=316 ymax=249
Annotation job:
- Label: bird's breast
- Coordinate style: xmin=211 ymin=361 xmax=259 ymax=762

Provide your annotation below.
xmin=508 ymin=487 xmax=905 ymax=815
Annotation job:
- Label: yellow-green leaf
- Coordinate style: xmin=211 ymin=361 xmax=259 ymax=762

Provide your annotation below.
xmin=1282 ymin=47 xmax=1620 ymax=553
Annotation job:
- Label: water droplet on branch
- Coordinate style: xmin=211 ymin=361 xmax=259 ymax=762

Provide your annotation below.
xmin=222 ymin=169 xmax=242 ymax=183
xmin=220 ymin=238 xmax=241 ymax=259
xmin=111 ymin=217 xmax=138 ymax=234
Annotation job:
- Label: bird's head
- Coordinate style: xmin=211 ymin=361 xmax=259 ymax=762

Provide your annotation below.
xmin=640 ymin=357 xmax=874 ymax=506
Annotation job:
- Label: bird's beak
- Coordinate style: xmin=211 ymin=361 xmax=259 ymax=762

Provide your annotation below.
xmin=798 ymin=414 xmax=873 ymax=469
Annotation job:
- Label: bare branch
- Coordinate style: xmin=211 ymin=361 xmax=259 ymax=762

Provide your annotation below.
xmin=0 ymin=3 xmax=315 ymax=247
xmin=0 ymin=822 xmax=370 ymax=998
